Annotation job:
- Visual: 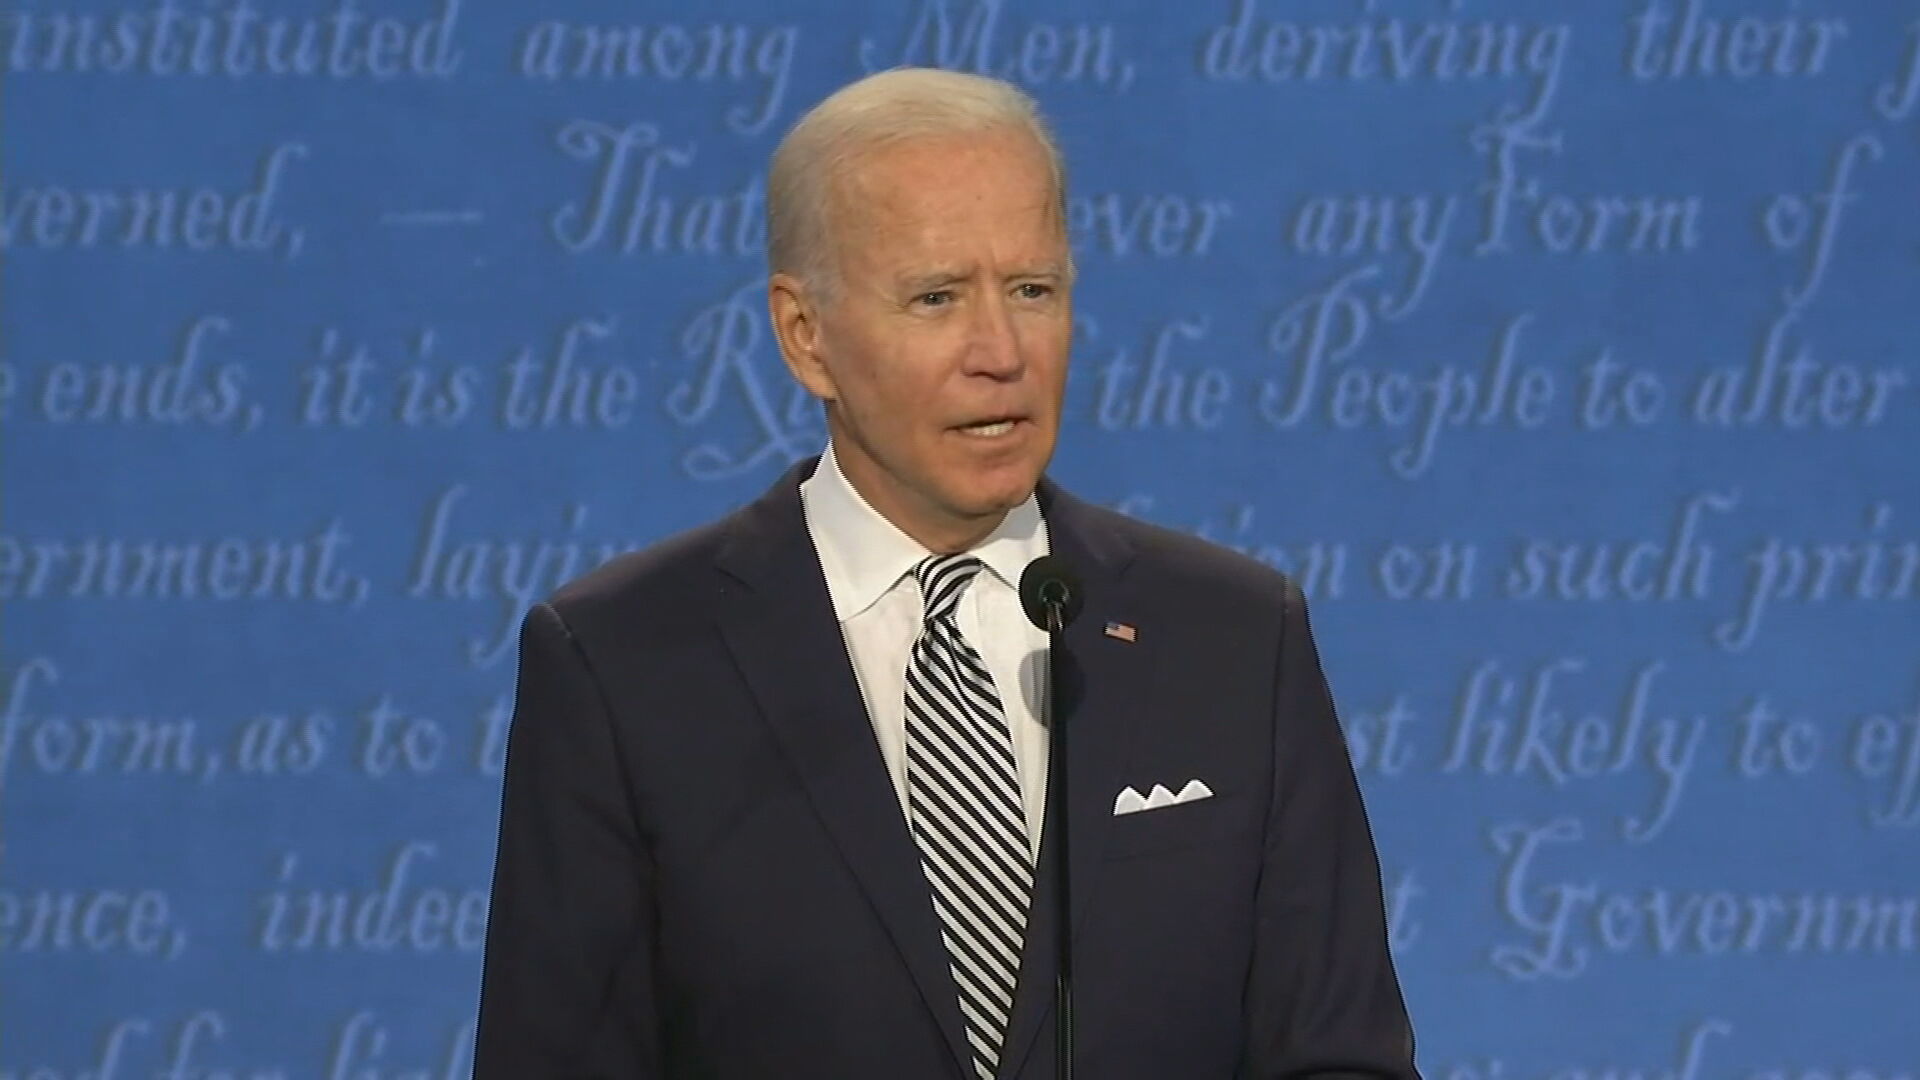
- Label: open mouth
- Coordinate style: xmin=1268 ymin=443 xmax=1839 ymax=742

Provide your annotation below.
xmin=956 ymin=419 xmax=1020 ymax=437
xmin=960 ymin=420 xmax=1021 ymax=438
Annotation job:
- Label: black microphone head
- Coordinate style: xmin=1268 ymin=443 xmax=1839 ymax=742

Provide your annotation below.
xmin=1018 ymin=555 xmax=1084 ymax=631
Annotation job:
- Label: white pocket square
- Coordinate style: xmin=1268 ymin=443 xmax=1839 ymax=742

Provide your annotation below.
xmin=1113 ymin=779 xmax=1214 ymax=816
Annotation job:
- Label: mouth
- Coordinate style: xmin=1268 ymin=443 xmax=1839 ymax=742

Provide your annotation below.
xmin=952 ymin=415 xmax=1030 ymax=439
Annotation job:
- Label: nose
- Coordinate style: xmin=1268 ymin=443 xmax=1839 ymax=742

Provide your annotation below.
xmin=965 ymin=291 xmax=1025 ymax=380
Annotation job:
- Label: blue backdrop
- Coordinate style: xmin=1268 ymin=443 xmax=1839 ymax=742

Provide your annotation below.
xmin=6 ymin=0 xmax=1918 ymax=1075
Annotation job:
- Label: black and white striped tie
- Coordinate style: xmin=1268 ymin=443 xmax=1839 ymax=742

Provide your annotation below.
xmin=904 ymin=553 xmax=1033 ymax=1080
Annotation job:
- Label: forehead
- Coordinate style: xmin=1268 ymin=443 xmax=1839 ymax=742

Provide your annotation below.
xmin=829 ymin=130 xmax=1063 ymax=268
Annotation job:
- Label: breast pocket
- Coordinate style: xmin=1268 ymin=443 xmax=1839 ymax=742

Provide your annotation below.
xmin=1101 ymin=791 xmax=1255 ymax=861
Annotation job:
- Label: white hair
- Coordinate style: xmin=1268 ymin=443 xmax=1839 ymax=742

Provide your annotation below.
xmin=766 ymin=67 xmax=1072 ymax=298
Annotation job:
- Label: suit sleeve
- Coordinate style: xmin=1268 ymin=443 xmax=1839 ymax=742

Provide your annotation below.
xmin=473 ymin=602 xmax=663 ymax=1077
xmin=1239 ymin=577 xmax=1421 ymax=1080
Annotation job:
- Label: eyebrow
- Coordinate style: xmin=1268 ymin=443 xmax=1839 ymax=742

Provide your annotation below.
xmin=897 ymin=268 xmax=967 ymax=293
xmin=895 ymin=263 xmax=1067 ymax=292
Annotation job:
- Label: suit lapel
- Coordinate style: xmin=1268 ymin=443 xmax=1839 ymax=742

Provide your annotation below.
xmin=713 ymin=460 xmax=972 ymax=1079
xmin=996 ymin=480 xmax=1156 ymax=1080
xmin=712 ymin=464 xmax=1152 ymax=1080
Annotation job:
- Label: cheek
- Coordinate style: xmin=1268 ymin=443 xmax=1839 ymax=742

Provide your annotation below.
xmin=834 ymin=349 xmax=942 ymax=440
xmin=851 ymin=336 xmax=960 ymax=409
xmin=819 ymin=326 xmax=892 ymax=407
xmin=1032 ymin=329 xmax=1074 ymax=408
xmin=1023 ymin=312 xmax=1072 ymax=360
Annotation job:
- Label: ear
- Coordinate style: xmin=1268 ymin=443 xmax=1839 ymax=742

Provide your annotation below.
xmin=768 ymin=272 xmax=837 ymax=402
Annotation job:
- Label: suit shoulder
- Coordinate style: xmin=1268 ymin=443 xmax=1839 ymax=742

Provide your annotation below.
xmin=1081 ymin=502 xmax=1302 ymax=610
xmin=540 ymin=510 xmax=734 ymax=636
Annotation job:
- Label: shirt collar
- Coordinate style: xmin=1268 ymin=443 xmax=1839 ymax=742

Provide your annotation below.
xmin=800 ymin=441 xmax=1048 ymax=623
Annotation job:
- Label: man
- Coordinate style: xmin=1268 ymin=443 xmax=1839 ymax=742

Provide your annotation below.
xmin=474 ymin=67 xmax=1419 ymax=1079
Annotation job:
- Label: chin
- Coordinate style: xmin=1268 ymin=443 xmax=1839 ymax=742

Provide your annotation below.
xmin=953 ymin=470 xmax=1040 ymax=517
xmin=919 ymin=437 xmax=1050 ymax=520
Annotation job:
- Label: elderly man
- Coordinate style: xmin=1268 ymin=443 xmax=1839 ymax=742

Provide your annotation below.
xmin=474 ymin=67 xmax=1420 ymax=1079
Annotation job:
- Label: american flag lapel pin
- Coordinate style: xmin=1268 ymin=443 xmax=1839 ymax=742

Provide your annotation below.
xmin=1103 ymin=621 xmax=1137 ymax=643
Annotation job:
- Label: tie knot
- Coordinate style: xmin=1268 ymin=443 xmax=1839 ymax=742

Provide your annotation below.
xmin=914 ymin=554 xmax=984 ymax=623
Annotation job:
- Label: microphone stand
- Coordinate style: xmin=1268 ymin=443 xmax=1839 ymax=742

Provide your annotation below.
xmin=1040 ymin=596 xmax=1073 ymax=1080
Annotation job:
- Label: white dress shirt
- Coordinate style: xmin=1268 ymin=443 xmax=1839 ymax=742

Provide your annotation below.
xmin=799 ymin=442 xmax=1052 ymax=861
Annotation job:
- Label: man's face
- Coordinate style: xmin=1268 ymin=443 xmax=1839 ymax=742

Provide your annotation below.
xmin=781 ymin=128 xmax=1073 ymax=549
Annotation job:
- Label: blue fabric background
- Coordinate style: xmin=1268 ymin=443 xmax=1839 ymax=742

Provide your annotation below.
xmin=6 ymin=0 xmax=1918 ymax=1074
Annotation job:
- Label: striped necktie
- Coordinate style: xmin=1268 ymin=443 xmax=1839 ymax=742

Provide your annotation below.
xmin=904 ymin=553 xmax=1034 ymax=1080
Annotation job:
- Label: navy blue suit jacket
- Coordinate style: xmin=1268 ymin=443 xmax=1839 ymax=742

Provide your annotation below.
xmin=474 ymin=459 xmax=1419 ymax=1078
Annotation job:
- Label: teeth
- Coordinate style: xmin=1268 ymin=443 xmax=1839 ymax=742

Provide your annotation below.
xmin=960 ymin=420 xmax=1015 ymax=437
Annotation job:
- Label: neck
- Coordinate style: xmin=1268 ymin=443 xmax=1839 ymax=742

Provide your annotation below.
xmin=909 ymin=515 xmax=1003 ymax=556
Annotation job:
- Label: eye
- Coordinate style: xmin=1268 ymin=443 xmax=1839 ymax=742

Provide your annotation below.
xmin=1016 ymin=282 xmax=1053 ymax=300
xmin=916 ymin=290 xmax=954 ymax=308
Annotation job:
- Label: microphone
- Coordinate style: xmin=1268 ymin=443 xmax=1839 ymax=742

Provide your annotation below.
xmin=1018 ymin=555 xmax=1084 ymax=632
xmin=1018 ymin=554 xmax=1081 ymax=1079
